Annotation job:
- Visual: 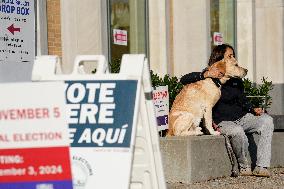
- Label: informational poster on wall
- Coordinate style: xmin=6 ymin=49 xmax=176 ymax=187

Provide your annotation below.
xmin=153 ymin=85 xmax=169 ymax=131
xmin=65 ymin=79 xmax=138 ymax=189
xmin=113 ymin=29 xmax=127 ymax=46
xmin=213 ymin=32 xmax=223 ymax=46
xmin=0 ymin=0 xmax=35 ymax=63
xmin=0 ymin=82 xmax=73 ymax=189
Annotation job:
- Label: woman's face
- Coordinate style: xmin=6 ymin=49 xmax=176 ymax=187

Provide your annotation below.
xmin=224 ymin=48 xmax=234 ymax=59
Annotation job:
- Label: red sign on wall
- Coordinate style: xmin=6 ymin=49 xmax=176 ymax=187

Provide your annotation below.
xmin=113 ymin=29 xmax=127 ymax=46
xmin=213 ymin=32 xmax=223 ymax=45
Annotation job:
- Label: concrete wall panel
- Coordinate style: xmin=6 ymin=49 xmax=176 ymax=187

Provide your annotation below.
xmin=61 ymin=0 xmax=106 ymax=74
xmin=172 ymin=0 xmax=209 ymax=77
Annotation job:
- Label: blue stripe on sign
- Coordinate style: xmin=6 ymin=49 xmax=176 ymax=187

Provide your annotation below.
xmin=0 ymin=180 xmax=73 ymax=189
xmin=156 ymin=115 xmax=168 ymax=126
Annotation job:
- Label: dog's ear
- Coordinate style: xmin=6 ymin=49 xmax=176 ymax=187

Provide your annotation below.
xmin=215 ymin=60 xmax=231 ymax=84
xmin=214 ymin=60 xmax=226 ymax=74
xmin=209 ymin=60 xmax=226 ymax=74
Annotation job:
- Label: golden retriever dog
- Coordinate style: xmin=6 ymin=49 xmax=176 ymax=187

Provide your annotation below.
xmin=167 ymin=57 xmax=247 ymax=136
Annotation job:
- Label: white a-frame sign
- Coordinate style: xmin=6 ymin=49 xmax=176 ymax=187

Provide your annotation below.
xmin=31 ymin=54 xmax=166 ymax=189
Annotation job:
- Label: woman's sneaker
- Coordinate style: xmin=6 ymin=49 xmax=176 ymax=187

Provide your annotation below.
xmin=239 ymin=167 xmax=253 ymax=176
xmin=253 ymin=166 xmax=271 ymax=177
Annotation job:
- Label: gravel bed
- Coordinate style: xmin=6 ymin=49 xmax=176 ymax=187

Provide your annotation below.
xmin=167 ymin=167 xmax=284 ymax=189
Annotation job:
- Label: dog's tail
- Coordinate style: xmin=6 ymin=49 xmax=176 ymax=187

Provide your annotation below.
xmin=166 ymin=129 xmax=174 ymax=136
xmin=166 ymin=111 xmax=182 ymax=136
xmin=166 ymin=115 xmax=176 ymax=136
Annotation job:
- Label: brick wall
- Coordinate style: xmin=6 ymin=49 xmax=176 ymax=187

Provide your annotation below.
xmin=46 ymin=0 xmax=62 ymax=57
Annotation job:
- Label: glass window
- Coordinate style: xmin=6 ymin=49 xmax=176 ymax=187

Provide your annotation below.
xmin=210 ymin=0 xmax=236 ymax=50
xmin=108 ymin=0 xmax=148 ymax=69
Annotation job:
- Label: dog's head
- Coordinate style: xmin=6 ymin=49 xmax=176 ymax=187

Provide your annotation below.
xmin=209 ymin=57 xmax=247 ymax=84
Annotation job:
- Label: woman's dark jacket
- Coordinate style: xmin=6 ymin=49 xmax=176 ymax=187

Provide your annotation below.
xmin=180 ymin=72 xmax=254 ymax=124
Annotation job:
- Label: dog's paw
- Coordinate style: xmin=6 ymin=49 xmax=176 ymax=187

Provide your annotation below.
xmin=211 ymin=131 xmax=221 ymax=135
xmin=196 ymin=131 xmax=204 ymax=136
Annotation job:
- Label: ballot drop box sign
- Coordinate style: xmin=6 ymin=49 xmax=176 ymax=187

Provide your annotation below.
xmin=65 ymin=79 xmax=138 ymax=188
xmin=0 ymin=82 xmax=73 ymax=189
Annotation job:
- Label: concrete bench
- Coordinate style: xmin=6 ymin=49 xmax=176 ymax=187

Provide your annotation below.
xmin=272 ymin=115 xmax=284 ymax=131
xmin=159 ymin=132 xmax=284 ymax=184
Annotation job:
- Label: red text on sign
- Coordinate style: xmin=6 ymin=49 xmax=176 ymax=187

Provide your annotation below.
xmin=0 ymin=107 xmax=55 ymax=120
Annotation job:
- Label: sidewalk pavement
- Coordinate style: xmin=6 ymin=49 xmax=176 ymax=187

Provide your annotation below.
xmin=167 ymin=167 xmax=284 ymax=189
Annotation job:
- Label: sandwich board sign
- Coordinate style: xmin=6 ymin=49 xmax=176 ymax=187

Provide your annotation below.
xmin=0 ymin=82 xmax=73 ymax=189
xmin=153 ymin=86 xmax=169 ymax=131
xmin=31 ymin=54 xmax=166 ymax=189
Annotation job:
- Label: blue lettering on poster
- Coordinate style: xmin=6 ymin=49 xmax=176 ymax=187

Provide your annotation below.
xmin=65 ymin=80 xmax=138 ymax=148
xmin=0 ymin=0 xmax=30 ymax=15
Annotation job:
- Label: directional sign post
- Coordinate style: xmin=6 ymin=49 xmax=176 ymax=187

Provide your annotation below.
xmin=153 ymin=86 xmax=169 ymax=132
xmin=0 ymin=0 xmax=35 ymax=63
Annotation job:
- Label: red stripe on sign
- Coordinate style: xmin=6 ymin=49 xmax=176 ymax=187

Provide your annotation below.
xmin=0 ymin=147 xmax=72 ymax=182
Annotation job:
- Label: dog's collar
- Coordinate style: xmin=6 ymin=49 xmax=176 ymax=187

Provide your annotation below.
xmin=211 ymin=78 xmax=222 ymax=88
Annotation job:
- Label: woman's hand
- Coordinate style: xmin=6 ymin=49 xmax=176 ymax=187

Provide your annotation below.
xmin=203 ymin=66 xmax=224 ymax=79
xmin=254 ymin=107 xmax=264 ymax=116
xmin=212 ymin=122 xmax=221 ymax=132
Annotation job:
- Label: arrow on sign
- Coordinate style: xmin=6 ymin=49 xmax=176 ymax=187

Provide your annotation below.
xmin=7 ymin=24 xmax=21 ymax=35
xmin=114 ymin=32 xmax=127 ymax=41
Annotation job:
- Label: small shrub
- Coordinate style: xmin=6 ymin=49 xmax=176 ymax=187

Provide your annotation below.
xmin=150 ymin=70 xmax=163 ymax=87
xmin=243 ymin=77 xmax=273 ymax=109
xmin=109 ymin=58 xmax=121 ymax=73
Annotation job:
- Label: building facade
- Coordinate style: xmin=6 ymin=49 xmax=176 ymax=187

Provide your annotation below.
xmin=36 ymin=0 xmax=284 ymax=114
